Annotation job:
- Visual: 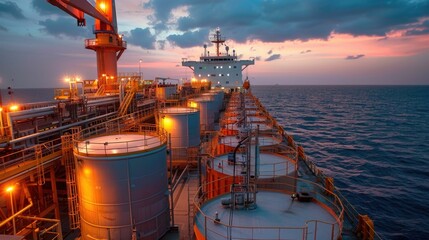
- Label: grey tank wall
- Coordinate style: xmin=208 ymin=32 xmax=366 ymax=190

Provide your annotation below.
xmin=75 ymin=144 xmax=169 ymax=240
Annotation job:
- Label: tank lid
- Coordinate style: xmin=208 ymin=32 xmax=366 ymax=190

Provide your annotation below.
xmin=75 ymin=134 xmax=166 ymax=156
xmin=159 ymin=107 xmax=199 ymax=114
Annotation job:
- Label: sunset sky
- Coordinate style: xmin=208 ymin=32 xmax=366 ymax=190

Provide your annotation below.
xmin=0 ymin=0 xmax=428 ymax=88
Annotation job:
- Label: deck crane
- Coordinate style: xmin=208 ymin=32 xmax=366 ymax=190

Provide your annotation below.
xmin=47 ymin=0 xmax=126 ymax=92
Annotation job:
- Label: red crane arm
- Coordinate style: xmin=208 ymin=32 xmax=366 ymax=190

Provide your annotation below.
xmin=47 ymin=0 xmax=115 ymax=32
xmin=47 ymin=0 xmax=86 ymax=26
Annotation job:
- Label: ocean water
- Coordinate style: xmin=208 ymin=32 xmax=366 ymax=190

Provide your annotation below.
xmin=2 ymin=86 xmax=429 ymax=239
xmin=1 ymin=88 xmax=55 ymax=105
xmin=252 ymin=85 xmax=429 ymax=239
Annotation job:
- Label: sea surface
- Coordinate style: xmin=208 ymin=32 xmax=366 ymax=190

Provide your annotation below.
xmin=252 ymin=85 xmax=429 ymax=240
xmin=2 ymin=86 xmax=429 ymax=239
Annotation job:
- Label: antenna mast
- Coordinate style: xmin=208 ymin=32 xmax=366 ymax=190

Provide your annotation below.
xmin=210 ymin=27 xmax=225 ymax=56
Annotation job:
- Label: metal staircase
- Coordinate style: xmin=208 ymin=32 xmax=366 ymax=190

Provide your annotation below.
xmin=95 ymin=84 xmax=105 ymax=96
xmin=118 ymin=87 xmax=136 ymax=116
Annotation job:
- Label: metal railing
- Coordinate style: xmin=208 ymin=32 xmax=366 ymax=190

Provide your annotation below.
xmin=0 ymin=138 xmax=62 ymax=175
xmin=192 ymin=176 xmax=344 ymax=240
xmin=73 ymin=119 xmax=167 ymax=156
xmin=211 ymin=156 xmax=297 ymax=179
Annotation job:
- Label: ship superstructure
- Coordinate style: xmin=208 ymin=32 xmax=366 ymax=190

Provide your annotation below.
xmin=182 ymin=28 xmax=254 ymax=89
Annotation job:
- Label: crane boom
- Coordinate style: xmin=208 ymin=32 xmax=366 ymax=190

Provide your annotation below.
xmin=48 ymin=0 xmax=113 ymax=30
xmin=47 ymin=0 xmax=126 ymax=93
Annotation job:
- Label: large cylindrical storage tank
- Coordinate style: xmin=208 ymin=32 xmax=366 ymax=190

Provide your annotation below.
xmin=208 ymin=90 xmax=224 ymax=112
xmin=73 ymin=125 xmax=169 ymax=240
xmin=159 ymin=107 xmax=200 ymax=160
xmin=201 ymin=92 xmax=221 ymax=120
xmin=188 ymin=97 xmax=216 ymax=131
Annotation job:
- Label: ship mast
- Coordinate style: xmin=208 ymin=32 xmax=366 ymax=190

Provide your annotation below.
xmin=210 ymin=28 xmax=225 ymax=56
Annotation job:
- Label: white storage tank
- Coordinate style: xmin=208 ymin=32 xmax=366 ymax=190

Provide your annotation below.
xmin=73 ymin=125 xmax=170 ymax=240
xmin=188 ymin=97 xmax=216 ymax=131
xmin=159 ymin=107 xmax=200 ymax=148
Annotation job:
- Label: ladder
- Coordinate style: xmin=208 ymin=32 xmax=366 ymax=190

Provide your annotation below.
xmin=35 ymin=145 xmax=45 ymax=185
xmin=61 ymin=131 xmax=80 ymax=229
xmin=95 ymin=84 xmax=105 ymax=96
xmin=187 ymin=147 xmax=201 ymax=239
xmin=118 ymin=87 xmax=136 ymax=116
xmin=187 ymin=167 xmax=199 ymax=239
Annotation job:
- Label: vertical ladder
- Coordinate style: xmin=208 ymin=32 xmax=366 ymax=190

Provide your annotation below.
xmin=61 ymin=132 xmax=80 ymax=229
xmin=187 ymin=147 xmax=201 ymax=239
xmin=35 ymin=145 xmax=45 ymax=185
xmin=187 ymin=167 xmax=199 ymax=239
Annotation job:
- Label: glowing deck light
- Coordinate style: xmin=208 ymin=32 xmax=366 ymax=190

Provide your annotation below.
xmin=99 ymin=2 xmax=106 ymax=11
xmin=9 ymin=105 xmax=19 ymax=112
xmin=5 ymin=186 xmax=14 ymax=192
xmin=189 ymin=102 xmax=198 ymax=108
xmin=0 ymin=107 xmax=3 ymax=112
xmin=191 ymin=78 xmax=197 ymax=82
xmin=83 ymin=168 xmax=91 ymax=175
xmin=162 ymin=117 xmax=173 ymax=129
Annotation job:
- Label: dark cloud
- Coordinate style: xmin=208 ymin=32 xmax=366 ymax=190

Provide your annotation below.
xmin=345 ymin=54 xmax=365 ymax=60
xmin=265 ymin=54 xmax=281 ymax=62
xmin=32 ymin=0 xmax=62 ymax=15
xmin=167 ymin=29 xmax=209 ymax=48
xmin=39 ymin=17 xmax=92 ymax=38
xmin=145 ymin=0 xmax=429 ymax=43
xmin=157 ymin=40 xmax=166 ymax=50
xmin=405 ymin=20 xmax=429 ymax=36
xmin=300 ymin=50 xmax=312 ymax=54
xmin=0 ymin=24 xmax=7 ymax=32
xmin=267 ymin=50 xmax=273 ymax=54
xmin=0 ymin=1 xmax=25 ymax=19
xmin=144 ymin=0 xmax=181 ymax=22
xmin=127 ymin=27 xmax=156 ymax=49
xmin=255 ymin=56 xmax=261 ymax=61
